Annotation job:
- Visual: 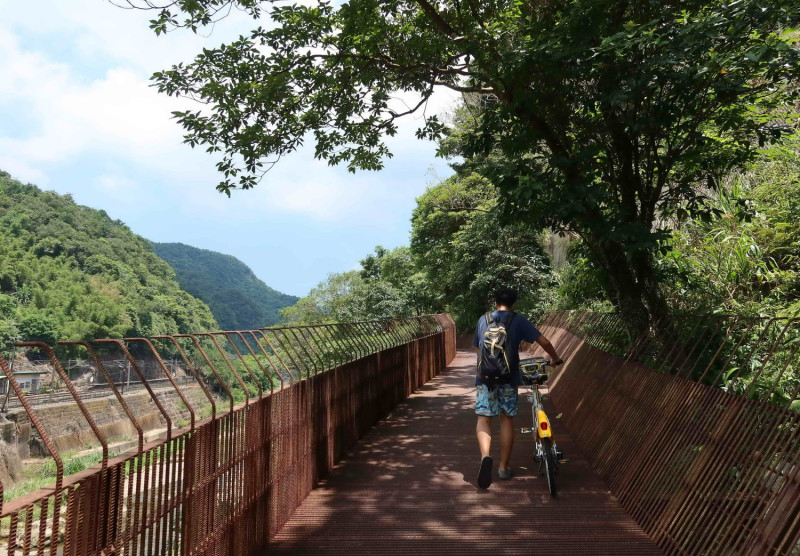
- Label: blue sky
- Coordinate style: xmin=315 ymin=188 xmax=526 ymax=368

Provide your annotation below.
xmin=0 ymin=0 xmax=458 ymax=297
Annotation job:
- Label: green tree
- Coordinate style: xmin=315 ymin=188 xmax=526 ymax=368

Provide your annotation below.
xmin=281 ymin=271 xmax=366 ymax=324
xmin=359 ymin=246 xmax=433 ymax=317
xmin=0 ymin=320 xmax=20 ymax=357
xmin=281 ymin=246 xmax=435 ymax=324
xmin=547 ymin=242 xmax=615 ymax=313
xmin=17 ymin=314 xmax=59 ymax=345
xmin=411 ymin=173 xmax=552 ymax=328
xmin=128 ymin=0 xmax=799 ymax=336
xmin=657 ymin=133 xmax=800 ymax=315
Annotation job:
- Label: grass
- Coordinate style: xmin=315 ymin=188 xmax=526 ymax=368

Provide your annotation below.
xmin=5 ymin=450 xmax=120 ymax=503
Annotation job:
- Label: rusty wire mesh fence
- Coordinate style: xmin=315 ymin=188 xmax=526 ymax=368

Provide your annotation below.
xmin=0 ymin=314 xmax=456 ymax=555
xmin=535 ymin=311 xmax=800 ymax=556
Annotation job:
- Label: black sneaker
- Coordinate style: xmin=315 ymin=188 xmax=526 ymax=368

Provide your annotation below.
xmin=478 ymin=456 xmax=493 ymax=489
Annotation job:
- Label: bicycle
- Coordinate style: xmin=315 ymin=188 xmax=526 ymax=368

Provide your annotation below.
xmin=519 ymin=356 xmax=567 ymax=496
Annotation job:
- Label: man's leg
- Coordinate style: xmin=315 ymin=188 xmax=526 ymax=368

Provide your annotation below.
xmin=475 ymin=384 xmax=497 ymax=488
xmin=498 ymin=414 xmax=514 ymax=471
xmin=497 ymin=384 xmax=519 ymax=478
xmin=476 ymin=416 xmax=492 ymax=457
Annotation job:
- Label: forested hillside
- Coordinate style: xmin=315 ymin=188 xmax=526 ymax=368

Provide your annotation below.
xmin=152 ymin=242 xmax=298 ymax=330
xmin=280 ymin=175 xmax=554 ymax=330
xmin=282 ymin=129 xmax=800 ymax=331
xmin=0 ymin=171 xmax=217 ymax=354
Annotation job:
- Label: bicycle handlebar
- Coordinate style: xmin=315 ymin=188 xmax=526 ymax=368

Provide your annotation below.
xmin=519 ymin=358 xmax=549 ymax=385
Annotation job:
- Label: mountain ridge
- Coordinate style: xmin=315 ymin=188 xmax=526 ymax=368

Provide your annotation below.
xmin=0 ymin=171 xmax=218 ymax=352
xmin=152 ymin=242 xmax=298 ymax=330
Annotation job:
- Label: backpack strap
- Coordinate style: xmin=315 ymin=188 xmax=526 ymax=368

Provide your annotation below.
xmin=505 ymin=312 xmax=516 ymax=327
xmin=484 ymin=312 xmax=493 ymax=327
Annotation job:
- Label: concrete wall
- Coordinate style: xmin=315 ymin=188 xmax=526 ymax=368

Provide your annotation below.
xmin=4 ymin=386 xmax=216 ymax=457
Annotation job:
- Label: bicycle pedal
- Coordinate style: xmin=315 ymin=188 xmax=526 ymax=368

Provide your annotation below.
xmin=520 ymin=427 xmax=533 ymax=434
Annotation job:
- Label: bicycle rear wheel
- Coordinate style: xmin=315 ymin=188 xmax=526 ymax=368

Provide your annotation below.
xmin=540 ymin=436 xmax=557 ymax=496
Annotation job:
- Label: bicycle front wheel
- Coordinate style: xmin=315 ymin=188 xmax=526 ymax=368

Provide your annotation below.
xmin=540 ymin=436 xmax=557 ymax=496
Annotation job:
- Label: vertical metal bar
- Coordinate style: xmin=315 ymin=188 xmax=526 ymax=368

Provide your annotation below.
xmin=152 ymin=335 xmax=218 ymax=420
xmin=219 ymin=332 xmax=264 ymax=398
xmin=315 ymin=325 xmax=344 ymax=368
xmin=125 ymin=337 xmax=197 ymax=431
xmin=194 ymin=333 xmax=250 ymax=406
xmin=270 ymin=329 xmax=308 ymax=381
xmin=175 ymin=334 xmax=235 ymax=413
xmin=254 ymin=330 xmax=293 ymax=387
xmin=332 ymin=323 xmax=359 ymax=364
xmin=333 ymin=322 xmax=357 ymax=364
xmin=742 ymin=319 xmax=795 ymax=399
xmin=285 ymin=328 xmax=320 ymax=377
xmin=245 ymin=330 xmax=280 ymax=390
xmin=0 ymin=353 xmax=63 ymax=554
xmin=297 ymin=326 xmax=328 ymax=374
xmin=59 ymin=341 xmax=146 ymax=454
xmin=15 ymin=342 xmax=109 ymax=470
xmin=229 ymin=331 xmax=272 ymax=393
xmin=94 ymin=339 xmax=175 ymax=442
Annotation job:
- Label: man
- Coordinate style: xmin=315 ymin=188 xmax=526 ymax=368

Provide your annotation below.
xmin=473 ymin=288 xmax=563 ymax=489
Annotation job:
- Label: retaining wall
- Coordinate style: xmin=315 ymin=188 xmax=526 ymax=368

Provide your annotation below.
xmin=4 ymin=386 xmax=216 ymax=457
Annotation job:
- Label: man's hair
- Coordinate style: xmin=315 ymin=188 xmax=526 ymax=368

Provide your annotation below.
xmin=495 ymin=288 xmax=518 ymax=307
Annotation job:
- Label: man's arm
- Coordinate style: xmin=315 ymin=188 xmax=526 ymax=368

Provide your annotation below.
xmin=535 ymin=336 xmax=563 ymax=365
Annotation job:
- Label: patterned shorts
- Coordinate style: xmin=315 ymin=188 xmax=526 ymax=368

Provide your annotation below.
xmin=475 ymin=384 xmax=519 ymax=417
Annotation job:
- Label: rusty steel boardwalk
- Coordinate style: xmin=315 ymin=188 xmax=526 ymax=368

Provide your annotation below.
xmin=271 ymin=350 xmax=662 ymax=555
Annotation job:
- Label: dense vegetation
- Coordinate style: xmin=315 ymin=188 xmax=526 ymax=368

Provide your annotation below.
xmin=278 ymin=130 xmax=800 ymax=412
xmin=659 ymin=135 xmax=800 ymax=317
xmin=126 ymin=0 xmax=799 ymax=342
xmin=0 ymin=171 xmax=217 ymax=355
xmin=282 ymin=130 xmax=800 ymax=330
xmin=281 ymin=171 xmax=554 ymax=330
xmin=153 ymin=242 xmax=298 ymax=330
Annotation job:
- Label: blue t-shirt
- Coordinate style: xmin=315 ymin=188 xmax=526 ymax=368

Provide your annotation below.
xmin=473 ymin=310 xmax=541 ymax=387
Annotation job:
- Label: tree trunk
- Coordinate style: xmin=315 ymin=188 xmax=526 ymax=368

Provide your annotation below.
xmin=587 ymin=237 xmax=687 ymax=370
xmin=631 ymin=249 xmax=690 ymax=373
xmin=593 ymin=238 xmax=651 ymax=340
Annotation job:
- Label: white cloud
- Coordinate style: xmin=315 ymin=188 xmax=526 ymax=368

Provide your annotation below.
xmin=95 ymin=173 xmax=141 ymax=204
xmin=57 ymin=68 xmax=180 ymax=153
xmin=0 ymin=30 xmax=181 ymax=163
xmin=0 ymin=157 xmax=47 ymax=185
xmin=0 ymin=0 xmax=253 ymax=74
xmin=264 ymin=167 xmax=378 ymax=221
xmin=0 ymin=0 xmax=457 ymax=294
xmin=0 ymin=21 xmax=455 ymax=217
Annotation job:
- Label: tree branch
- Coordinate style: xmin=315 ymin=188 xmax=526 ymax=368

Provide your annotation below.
xmin=433 ymin=204 xmax=490 ymax=212
xmin=432 ymin=81 xmax=499 ymax=94
xmin=413 ymin=0 xmax=460 ymax=38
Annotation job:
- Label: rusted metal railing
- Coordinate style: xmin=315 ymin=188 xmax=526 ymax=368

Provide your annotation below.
xmin=0 ymin=314 xmax=456 ymax=555
xmin=534 ymin=311 xmax=800 ymax=556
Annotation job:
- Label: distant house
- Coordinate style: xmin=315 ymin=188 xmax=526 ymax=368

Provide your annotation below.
xmin=0 ymin=370 xmax=48 ymax=395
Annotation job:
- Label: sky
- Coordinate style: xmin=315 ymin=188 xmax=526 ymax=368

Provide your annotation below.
xmin=0 ymin=0 xmax=459 ymax=297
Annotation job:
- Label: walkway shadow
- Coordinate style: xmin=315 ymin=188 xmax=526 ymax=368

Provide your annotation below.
xmin=269 ymin=350 xmax=663 ymax=555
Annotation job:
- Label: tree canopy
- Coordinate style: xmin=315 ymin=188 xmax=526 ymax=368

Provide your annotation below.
xmin=127 ymin=0 xmax=799 ymax=335
xmin=410 ymin=172 xmax=552 ymax=325
xmin=281 ymin=173 xmax=553 ymax=328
